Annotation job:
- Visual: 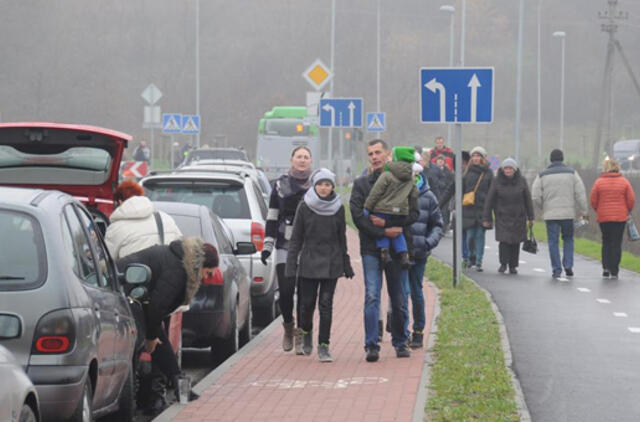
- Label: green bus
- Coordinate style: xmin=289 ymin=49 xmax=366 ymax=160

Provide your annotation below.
xmin=256 ymin=106 xmax=320 ymax=180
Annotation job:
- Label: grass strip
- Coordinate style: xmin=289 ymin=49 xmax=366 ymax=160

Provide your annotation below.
xmin=425 ymin=258 xmax=520 ymax=422
xmin=532 ymin=221 xmax=640 ymax=273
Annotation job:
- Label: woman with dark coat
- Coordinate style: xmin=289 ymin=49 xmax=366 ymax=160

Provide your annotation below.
xmin=261 ymin=146 xmax=313 ymax=352
xmin=483 ymin=158 xmax=534 ymax=274
xmin=285 ymin=168 xmax=354 ymax=361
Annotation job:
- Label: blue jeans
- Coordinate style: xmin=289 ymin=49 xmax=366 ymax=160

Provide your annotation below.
xmin=374 ymin=213 xmax=408 ymax=253
xmin=465 ymin=226 xmax=486 ymax=265
xmin=362 ymin=254 xmax=409 ymax=349
xmin=546 ymin=219 xmax=574 ymax=275
xmin=407 ymin=257 xmax=427 ymax=333
xmin=462 ymin=229 xmax=470 ymax=260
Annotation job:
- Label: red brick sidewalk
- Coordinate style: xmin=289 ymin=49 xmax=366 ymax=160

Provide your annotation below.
xmin=162 ymin=230 xmax=436 ymax=422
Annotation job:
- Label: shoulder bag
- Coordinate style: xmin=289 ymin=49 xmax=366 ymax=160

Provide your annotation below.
xmin=462 ymin=172 xmax=484 ymax=206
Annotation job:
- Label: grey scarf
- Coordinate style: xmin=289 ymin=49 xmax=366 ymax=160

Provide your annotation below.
xmin=304 ymin=188 xmax=342 ymax=216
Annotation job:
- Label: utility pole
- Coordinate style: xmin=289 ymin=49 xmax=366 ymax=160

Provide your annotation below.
xmin=514 ymin=0 xmax=525 ymax=164
xmin=453 ymin=0 xmax=466 ymax=287
xmin=328 ymin=0 xmax=336 ymax=172
xmin=195 ymin=0 xmax=201 ymax=148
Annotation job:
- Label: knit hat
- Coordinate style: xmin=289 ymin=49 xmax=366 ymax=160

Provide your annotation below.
xmin=311 ymin=167 xmax=336 ymax=187
xmin=550 ymin=149 xmax=564 ymax=162
xmin=501 ymin=157 xmax=518 ymax=170
xmin=470 ymin=146 xmax=487 ymax=159
xmin=392 ymin=146 xmax=416 ymax=163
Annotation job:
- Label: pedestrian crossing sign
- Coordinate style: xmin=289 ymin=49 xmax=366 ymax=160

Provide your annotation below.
xmin=181 ymin=115 xmax=201 ymax=135
xmin=162 ymin=113 xmax=182 ymax=134
xmin=366 ymin=112 xmax=386 ymax=132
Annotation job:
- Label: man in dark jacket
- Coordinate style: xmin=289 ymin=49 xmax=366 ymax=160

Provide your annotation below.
xmin=427 ymin=155 xmax=454 ymax=229
xmin=350 ymin=139 xmax=419 ymax=362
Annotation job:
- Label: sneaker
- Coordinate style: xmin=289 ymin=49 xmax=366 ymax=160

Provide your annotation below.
xmin=475 ymin=264 xmax=483 ymax=272
xmin=552 ymin=272 xmax=562 ymax=279
xmin=365 ymin=346 xmax=379 ymax=362
xmin=294 ymin=328 xmax=304 ymax=355
xmin=395 ymin=344 xmax=411 ymax=358
xmin=603 ymin=270 xmax=610 ymax=278
xmin=302 ymin=330 xmax=313 ymax=356
xmin=409 ymin=332 xmax=424 ymax=349
xmin=377 ymin=319 xmax=383 ymax=343
xmin=509 ymin=267 xmax=518 ymax=275
xmin=400 ymin=252 xmax=411 ymax=269
xmin=380 ymin=248 xmax=392 ymax=266
xmin=317 ymin=344 xmax=333 ymax=362
xmin=564 ymin=268 xmax=574 ymax=277
xmin=498 ymin=264 xmax=507 ymax=273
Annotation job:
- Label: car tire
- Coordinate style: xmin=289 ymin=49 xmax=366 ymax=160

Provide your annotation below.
xmin=18 ymin=404 xmax=37 ymax=422
xmin=101 ymin=364 xmax=135 ymax=422
xmin=69 ymin=378 xmax=93 ymax=422
xmin=211 ymin=306 xmax=238 ymax=364
xmin=239 ymin=307 xmax=252 ymax=347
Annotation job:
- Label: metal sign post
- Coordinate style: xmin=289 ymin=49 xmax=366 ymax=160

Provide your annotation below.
xmin=453 ymin=124 xmax=463 ymax=287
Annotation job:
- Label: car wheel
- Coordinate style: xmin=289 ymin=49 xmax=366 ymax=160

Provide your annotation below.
xmin=211 ymin=306 xmax=238 ymax=364
xmin=69 ymin=378 xmax=93 ymax=422
xmin=18 ymin=404 xmax=37 ymax=422
xmin=239 ymin=307 xmax=252 ymax=347
xmin=101 ymin=364 xmax=134 ymax=422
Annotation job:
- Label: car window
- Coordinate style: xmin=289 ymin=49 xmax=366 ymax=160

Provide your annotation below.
xmin=145 ymin=180 xmax=251 ymax=219
xmin=252 ymin=182 xmax=267 ymax=219
xmin=0 ymin=209 xmax=46 ymax=291
xmin=211 ymin=215 xmax=234 ymax=254
xmin=63 ymin=206 xmax=99 ymax=286
xmin=75 ymin=206 xmax=116 ymax=289
xmin=170 ymin=214 xmax=204 ymax=237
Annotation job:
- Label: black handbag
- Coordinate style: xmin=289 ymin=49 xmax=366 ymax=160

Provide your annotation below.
xmin=522 ymin=226 xmax=538 ymax=254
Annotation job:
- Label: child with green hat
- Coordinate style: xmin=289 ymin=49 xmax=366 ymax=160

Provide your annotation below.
xmin=364 ymin=146 xmax=419 ymax=267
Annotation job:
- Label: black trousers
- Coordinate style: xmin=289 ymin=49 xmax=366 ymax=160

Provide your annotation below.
xmin=600 ymin=222 xmax=626 ymax=276
xmin=298 ymin=278 xmax=338 ymax=345
xmin=276 ymin=263 xmax=299 ymax=324
xmin=499 ymin=242 xmax=520 ymax=268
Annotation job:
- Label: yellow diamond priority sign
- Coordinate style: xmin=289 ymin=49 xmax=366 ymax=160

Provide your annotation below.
xmin=303 ymin=59 xmax=333 ymax=91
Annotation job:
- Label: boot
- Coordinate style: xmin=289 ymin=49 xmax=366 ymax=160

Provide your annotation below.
xmin=409 ymin=331 xmax=424 ymax=349
xmin=317 ymin=343 xmax=333 ymax=362
xmin=302 ymin=330 xmax=313 ymax=355
xmin=282 ymin=322 xmax=295 ymax=352
xmin=294 ymin=328 xmax=304 ymax=355
xmin=380 ymin=248 xmax=392 ymax=267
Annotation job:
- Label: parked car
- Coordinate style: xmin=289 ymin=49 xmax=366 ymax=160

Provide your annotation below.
xmin=0 ymin=187 xmax=141 ymax=422
xmin=0 ymin=343 xmax=40 ymax=422
xmin=181 ymin=147 xmax=249 ymax=166
xmin=177 ymin=161 xmax=272 ymax=199
xmin=152 ymin=201 xmax=253 ymax=361
xmin=140 ymin=171 xmax=279 ymax=326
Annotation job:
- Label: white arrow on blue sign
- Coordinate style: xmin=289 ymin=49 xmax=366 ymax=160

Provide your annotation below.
xmin=366 ymin=112 xmax=386 ymax=132
xmin=320 ymin=98 xmax=363 ymax=128
xmin=162 ymin=113 xmax=182 ymax=134
xmin=419 ymin=67 xmax=494 ymax=124
xmin=181 ymin=115 xmax=201 ymax=135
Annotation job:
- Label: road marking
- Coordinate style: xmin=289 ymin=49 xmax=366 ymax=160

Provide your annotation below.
xmin=556 ymin=277 xmax=570 ymax=282
xmin=577 ymin=287 xmax=591 ymax=293
xmin=596 ymin=298 xmax=611 ymax=304
xmin=628 ymin=327 xmax=640 ymax=334
xmin=614 ymin=312 xmax=628 ymax=318
xmin=533 ymin=268 xmax=545 ymax=273
xmin=250 ymin=377 xmax=388 ymax=390
xmin=485 ymin=246 xmax=491 ymax=249
xmin=519 ymin=260 xmax=526 ymax=264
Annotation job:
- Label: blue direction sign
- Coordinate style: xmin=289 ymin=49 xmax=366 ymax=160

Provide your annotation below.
xmin=420 ymin=67 xmax=494 ymax=124
xmin=181 ymin=114 xmax=201 ymax=134
xmin=162 ymin=113 xmax=182 ymax=134
xmin=366 ymin=112 xmax=386 ymax=132
xmin=320 ymin=98 xmax=363 ymax=128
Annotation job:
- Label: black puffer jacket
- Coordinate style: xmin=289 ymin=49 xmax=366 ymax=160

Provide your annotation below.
xmin=483 ymin=168 xmax=534 ymax=244
xmin=117 ymin=237 xmax=207 ymax=340
xmin=410 ymin=179 xmax=445 ymax=259
xmin=461 ymin=164 xmax=493 ymax=230
xmin=285 ymin=202 xmax=352 ymax=279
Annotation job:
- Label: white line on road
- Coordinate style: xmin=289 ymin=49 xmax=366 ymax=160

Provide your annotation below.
xmin=485 ymin=246 xmax=491 ymax=250
xmin=614 ymin=312 xmax=628 ymax=318
xmin=628 ymin=327 xmax=640 ymax=333
xmin=577 ymin=287 xmax=591 ymax=293
xmin=519 ymin=260 xmax=526 ymax=264
xmin=533 ymin=268 xmax=545 ymax=273
xmin=596 ymin=298 xmax=611 ymax=304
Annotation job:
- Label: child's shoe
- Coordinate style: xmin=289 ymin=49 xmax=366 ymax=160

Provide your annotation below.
xmin=380 ymin=248 xmax=392 ymax=266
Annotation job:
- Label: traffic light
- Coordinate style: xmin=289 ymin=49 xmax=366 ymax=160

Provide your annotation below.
xmin=343 ymin=129 xmax=362 ymax=141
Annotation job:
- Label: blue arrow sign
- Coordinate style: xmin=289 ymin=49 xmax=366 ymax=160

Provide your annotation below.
xmin=420 ymin=67 xmax=494 ymax=124
xmin=181 ymin=114 xmax=201 ymax=134
xmin=366 ymin=112 xmax=386 ymax=132
xmin=162 ymin=113 xmax=182 ymax=134
xmin=320 ymin=98 xmax=363 ymax=128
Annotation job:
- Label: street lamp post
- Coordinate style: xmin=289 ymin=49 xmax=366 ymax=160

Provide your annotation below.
xmin=440 ymin=5 xmax=455 ymax=147
xmin=553 ymin=31 xmax=566 ymax=150
xmin=195 ymin=0 xmax=200 ymax=148
xmin=537 ymin=0 xmax=544 ymax=165
xmin=515 ymin=0 xmax=525 ymax=164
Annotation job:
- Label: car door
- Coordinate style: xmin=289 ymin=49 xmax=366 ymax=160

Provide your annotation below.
xmin=63 ymin=205 xmax=118 ymax=409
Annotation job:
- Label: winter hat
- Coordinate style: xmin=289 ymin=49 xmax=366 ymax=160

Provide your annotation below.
xmin=392 ymin=146 xmax=416 ymax=163
xmin=311 ymin=167 xmax=336 ymax=187
xmin=501 ymin=157 xmax=519 ymax=170
xmin=470 ymin=146 xmax=487 ymax=159
xmin=550 ymin=149 xmax=564 ymax=162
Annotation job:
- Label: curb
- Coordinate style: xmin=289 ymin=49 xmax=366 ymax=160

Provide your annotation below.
xmin=153 ymin=315 xmax=283 ymax=422
xmin=413 ymin=281 xmax=441 ymax=422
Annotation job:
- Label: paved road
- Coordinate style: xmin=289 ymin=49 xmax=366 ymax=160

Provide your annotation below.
xmin=432 ymin=232 xmax=640 ymax=422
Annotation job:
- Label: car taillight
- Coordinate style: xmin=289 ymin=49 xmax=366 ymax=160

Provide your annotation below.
xmin=251 ymin=222 xmax=264 ymax=251
xmin=32 ymin=309 xmax=75 ymax=355
xmin=202 ymin=268 xmax=224 ymax=285
xmin=253 ymin=277 xmax=264 ymax=283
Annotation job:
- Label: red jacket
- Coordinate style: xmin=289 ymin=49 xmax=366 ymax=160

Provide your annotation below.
xmin=430 ymin=147 xmax=455 ymax=171
xmin=590 ymin=172 xmax=635 ymax=222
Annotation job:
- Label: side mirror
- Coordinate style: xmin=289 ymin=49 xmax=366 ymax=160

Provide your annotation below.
xmin=234 ymin=242 xmax=257 ymax=255
xmin=0 ymin=314 xmax=21 ymax=340
xmin=125 ymin=264 xmax=152 ymax=284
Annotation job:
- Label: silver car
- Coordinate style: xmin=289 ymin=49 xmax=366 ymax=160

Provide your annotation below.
xmin=0 ymin=343 xmax=39 ymax=422
xmin=141 ymin=171 xmax=279 ymax=326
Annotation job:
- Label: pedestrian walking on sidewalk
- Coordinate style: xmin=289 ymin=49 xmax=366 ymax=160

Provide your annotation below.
xmin=262 ymin=146 xmax=312 ymax=352
xmin=350 ymin=139 xmax=418 ymax=362
xmin=482 ymin=158 xmax=534 ymax=275
xmin=590 ymin=158 xmax=635 ymax=279
xmin=285 ymin=169 xmax=354 ymax=362
xmin=427 ymin=154 xmax=454 ymax=230
xmin=532 ymin=149 xmax=588 ymax=278
xmin=407 ymin=172 xmax=444 ymax=348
